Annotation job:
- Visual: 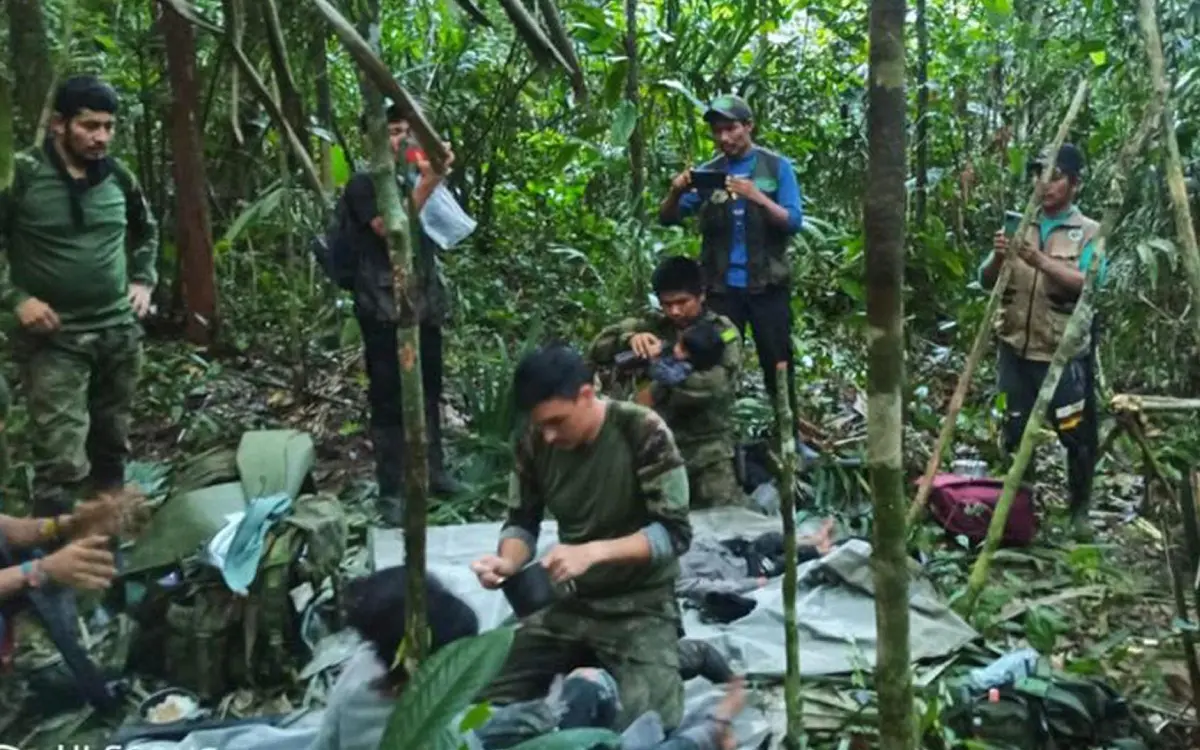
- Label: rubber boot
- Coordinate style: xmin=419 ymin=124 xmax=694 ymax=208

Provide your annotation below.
xmin=1066 ymin=448 xmax=1096 ymax=541
xmin=371 ymin=426 xmax=406 ymax=527
xmin=426 ymin=394 xmax=462 ymax=497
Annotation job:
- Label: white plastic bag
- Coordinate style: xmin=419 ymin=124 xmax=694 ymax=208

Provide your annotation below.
xmin=418 ymin=180 xmax=477 ymax=250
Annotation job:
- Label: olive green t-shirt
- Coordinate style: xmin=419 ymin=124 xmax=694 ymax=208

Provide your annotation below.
xmin=501 ymin=400 xmax=692 ymax=601
xmin=0 ymin=146 xmax=158 ymax=331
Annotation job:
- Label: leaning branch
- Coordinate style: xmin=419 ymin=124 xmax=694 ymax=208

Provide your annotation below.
xmin=159 ymin=0 xmax=326 ymax=198
xmin=907 ymin=79 xmax=1090 ymax=527
xmin=308 ymin=0 xmax=451 ymax=173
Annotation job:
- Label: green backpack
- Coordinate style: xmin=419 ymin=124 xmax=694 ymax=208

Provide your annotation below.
xmin=143 ymin=493 xmax=348 ymax=699
xmin=944 ymin=658 xmax=1152 ymax=750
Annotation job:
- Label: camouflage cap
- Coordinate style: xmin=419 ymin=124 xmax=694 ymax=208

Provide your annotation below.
xmin=703 ymin=94 xmax=753 ymax=124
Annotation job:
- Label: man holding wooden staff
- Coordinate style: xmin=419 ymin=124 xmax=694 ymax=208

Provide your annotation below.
xmin=978 ymin=143 xmax=1106 ymax=534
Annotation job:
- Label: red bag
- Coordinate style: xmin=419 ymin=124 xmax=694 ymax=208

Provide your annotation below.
xmin=923 ymin=474 xmax=1036 ymax=547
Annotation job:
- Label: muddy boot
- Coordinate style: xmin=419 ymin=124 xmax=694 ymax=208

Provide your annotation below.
xmin=426 ymin=399 xmax=462 ymax=497
xmin=1066 ymin=451 xmax=1096 ymax=541
xmin=371 ymin=427 xmax=406 ymax=527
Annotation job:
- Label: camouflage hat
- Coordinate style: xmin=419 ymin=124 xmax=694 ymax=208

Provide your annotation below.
xmin=703 ymin=94 xmax=753 ymax=124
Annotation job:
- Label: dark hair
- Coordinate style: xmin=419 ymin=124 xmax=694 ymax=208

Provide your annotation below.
xmin=514 ymin=344 xmax=593 ymax=411
xmin=680 ymin=320 xmax=725 ymax=371
xmin=651 ymin=256 xmax=704 ymax=298
xmin=53 ymin=75 xmax=119 ymax=120
xmin=359 ymin=101 xmax=408 ymax=134
xmin=344 ymin=566 xmax=479 ymax=686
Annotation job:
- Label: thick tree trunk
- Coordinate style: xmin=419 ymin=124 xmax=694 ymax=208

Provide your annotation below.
xmin=865 ymin=0 xmax=913 ymax=748
xmin=7 ymin=0 xmax=52 ymax=146
xmin=160 ymin=1 xmax=217 ymax=345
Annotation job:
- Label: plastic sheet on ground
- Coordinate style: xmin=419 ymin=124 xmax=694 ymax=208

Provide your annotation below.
xmin=369 ymin=506 xmax=980 ymax=677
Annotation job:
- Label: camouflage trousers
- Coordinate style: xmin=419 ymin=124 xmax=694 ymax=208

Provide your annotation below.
xmin=13 ymin=325 xmax=143 ymax=515
xmin=680 ymin=440 xmax=744 ymax=509
xmin=480 ymin=593 xmax=684 ymax=730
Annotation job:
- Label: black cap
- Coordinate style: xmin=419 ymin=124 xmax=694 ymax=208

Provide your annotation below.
xmin=1029 ymin=142 xmax=1085 ymax=181
xmin=703 ymin=94 xmax=753 ymax=124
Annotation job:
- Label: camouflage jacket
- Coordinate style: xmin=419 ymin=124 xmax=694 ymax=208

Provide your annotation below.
xmin=588 ymin=308 xmax=741 ymax=450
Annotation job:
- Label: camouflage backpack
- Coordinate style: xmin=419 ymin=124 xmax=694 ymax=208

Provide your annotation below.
xmin=943 ymin=656 xmax=1152 ymax=750
xmin=149 ymin=493 xmax=347 ymax=699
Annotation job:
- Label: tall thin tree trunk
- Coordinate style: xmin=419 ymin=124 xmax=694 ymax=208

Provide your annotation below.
xmin=7 ymin=0 xmax=52 ymax=146
xmin=774 ymin=363 xmax=804 ymax=748
xmin=0 ymin=51 xmax=12 ymax=187
xmin=1139 ymin=0 xmax=1200 ymax=349
xmin=865 ymin=0 xmax=913 ymax=747
xmin=623 ymin=0 xmax=645 ymax=220
xmin=914 ymin=0 xmax=929 ymax=231
xmin=345 ymin=0 xmax=431 ymax=666
xmin=160 ymin=0 xmax=217 ymax=345
xmin=312 ymin=23 xmax=334 ymax=191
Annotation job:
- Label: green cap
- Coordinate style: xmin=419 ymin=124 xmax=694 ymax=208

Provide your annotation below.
xmin=703 ymin=95 xmax=753 ymax=123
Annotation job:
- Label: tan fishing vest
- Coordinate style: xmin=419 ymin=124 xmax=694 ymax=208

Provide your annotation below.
xmin=995 ymin=208 xmax=1101 ymax=362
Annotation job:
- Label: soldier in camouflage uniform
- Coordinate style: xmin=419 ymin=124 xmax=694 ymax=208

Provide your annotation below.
xmin=472 ymin=344 xmax=693 ymax=730
xmin=590 ymin=256 xmax=744 ymax=509
xmin=0 ymin=76 xmax=158 ymax=516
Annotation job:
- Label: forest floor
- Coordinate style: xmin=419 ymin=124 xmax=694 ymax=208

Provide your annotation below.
xmin=4 ymin=335 xmax=1197 ymax=748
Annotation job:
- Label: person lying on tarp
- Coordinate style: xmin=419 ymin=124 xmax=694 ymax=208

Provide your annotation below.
xmin=309 ymin=566 xmax=747 ymax=750
xmin=679 ymin=518 xmax=836 ymax=623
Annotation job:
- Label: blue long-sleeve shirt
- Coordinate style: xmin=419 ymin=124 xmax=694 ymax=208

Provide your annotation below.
xmin=678 ymin=149 xmax=803 ymax=289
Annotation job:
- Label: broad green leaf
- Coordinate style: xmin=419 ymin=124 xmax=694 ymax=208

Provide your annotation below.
xmin=610 ymin=100 xmax=638 ymax=146
xmin=1135 ymin=241 xmax=1159 ymax=289
xmin=1088 ymin=50 xmax=1107 ymax=67
xmin=332 ymin=145 xmax=352 ymax=188
xmin=378 ymin=627 xmax=516 ymax=750
xmin=508 ymin=728 xmax=623 ymax=749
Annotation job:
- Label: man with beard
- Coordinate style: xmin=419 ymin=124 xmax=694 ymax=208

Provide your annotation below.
xmin=979 ymin=144 xmax=1106 ymax=536
xmin=658 ymin=95 xmax=804 ymax=434
xmin=0 ymin=75 xmax=158 ymax=516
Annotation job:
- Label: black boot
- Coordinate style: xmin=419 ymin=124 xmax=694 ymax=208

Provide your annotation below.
xmin=426 ymin=396 xmax=462 ymax=497
xmin=371 ymin=426 xmax=406 ymax=527
xmin=678 ymin=639 xmax=733 ymax=683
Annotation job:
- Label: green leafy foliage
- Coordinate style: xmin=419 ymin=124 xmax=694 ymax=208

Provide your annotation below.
xmin=378 ymin=627 xmax=516 ymax=750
